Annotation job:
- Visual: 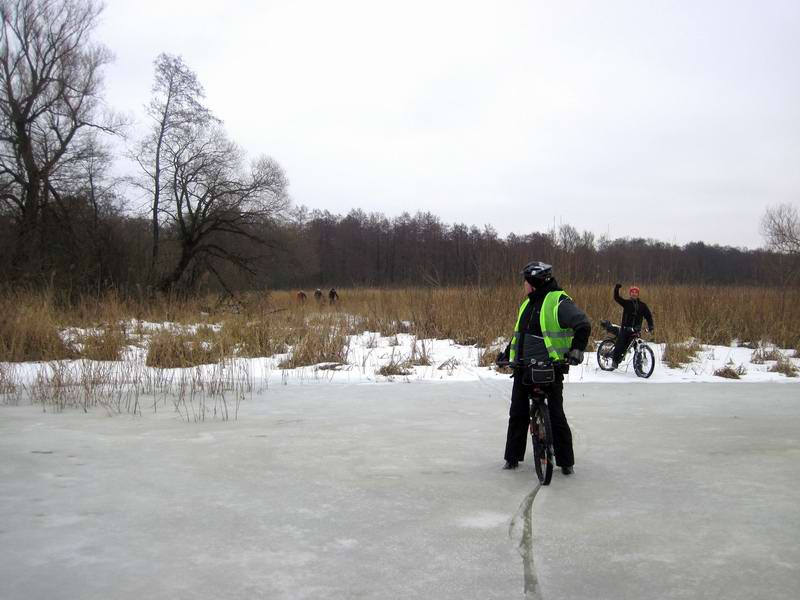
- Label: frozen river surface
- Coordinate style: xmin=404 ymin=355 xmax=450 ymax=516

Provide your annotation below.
xmin=1 ymin=382 xmax=798 ymax=599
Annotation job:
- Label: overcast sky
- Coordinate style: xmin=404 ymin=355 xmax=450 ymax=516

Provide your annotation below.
xmin=96 ymin=0 xmax=800 ymax=248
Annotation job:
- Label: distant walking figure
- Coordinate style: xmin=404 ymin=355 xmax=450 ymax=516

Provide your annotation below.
xmin=296 ymin=291 xmax=307 ymax=303
xmin=328 ymin=288 xmax=339 ymax=304
xmin=314 ymin=288 xmax=323 ymax=303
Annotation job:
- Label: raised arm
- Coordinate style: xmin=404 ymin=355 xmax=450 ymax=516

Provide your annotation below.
xmin=613 ymin=283 xmax=626 ymax=307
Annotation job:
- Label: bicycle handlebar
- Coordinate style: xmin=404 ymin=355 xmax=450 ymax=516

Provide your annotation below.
xmin=602 ymin=322 xmax=651 ymax=335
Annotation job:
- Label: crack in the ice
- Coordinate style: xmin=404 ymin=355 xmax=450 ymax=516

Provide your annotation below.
xmin=509 ymin=483 xmax=544 ymax=600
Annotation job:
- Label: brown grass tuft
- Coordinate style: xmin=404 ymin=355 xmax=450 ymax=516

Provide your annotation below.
xmin=478 ymin=346 xmax=498 ymax=367
xmin=662 ymin=340 xmax=703 ymax=369
xmin=769 ymin=357 xmax=799 ymax=378
xmin=713 ymin=366 xmax=740 ymax=379
xmin=145 ymin=329 xmax=223 ymax=368
xmin=221 ymin=318 xmax=288 ymax=358
xmin=407 ymin=338 xmax=432 ymax=366
xmin=77 ymin=325 xmax=129 ymax=361
xmin=714 ymin=361 xmax=746 ymax=379
xmin=0 ymin=295 xmax=74 ymax=362
xmin=377 ymin=349 xmax=412 ymax=377
xmin=0 ymin=363 xmax=17 ymax=398
xmin=751 ymin=346 xmax=784 ymax=364
xmin=278 ymin=316 xmax=349 ymax=368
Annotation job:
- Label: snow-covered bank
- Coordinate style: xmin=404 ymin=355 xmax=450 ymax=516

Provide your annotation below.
xmin=1 ymin=329 xmax=798 ymax=404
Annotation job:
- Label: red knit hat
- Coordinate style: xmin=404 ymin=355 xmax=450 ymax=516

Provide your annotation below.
xmin=629 ymin=286 xmax=640 ymax=294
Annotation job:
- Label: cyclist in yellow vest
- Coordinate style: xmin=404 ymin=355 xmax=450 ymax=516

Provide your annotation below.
xmin=498 ymin=261 xmax=591 ymax=474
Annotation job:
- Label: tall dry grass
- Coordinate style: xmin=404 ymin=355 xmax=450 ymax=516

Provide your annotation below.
xmin=77 ymin=325 xmax=129 ymax=361
xmin=1 ymin=284 xmax=798 ymax=366
xmin=269 ymin=284 xmax=800 ymax=349
xmin=2 ymin=284 xmax=798 ymax=413
xmin=145 ymin=328 xmax=223 ymax=368
xmin=13 ymin=359 xmax=252 ymax=420
xmin=278 ymin=315 xmax=350 ymax=368
xmin=0 ymin=290 xmax=74 ymax=361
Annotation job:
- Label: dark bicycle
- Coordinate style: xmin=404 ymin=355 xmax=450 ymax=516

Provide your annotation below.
xmin=596 ymin=320 xmax=655 ymax=378
xmin=497 ymin=358 xmax=555 ymax=485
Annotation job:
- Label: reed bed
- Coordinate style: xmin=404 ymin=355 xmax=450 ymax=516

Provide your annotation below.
xmin=0 ymin=291 xmax=75 ymax=361
xmin=2 ymin=358 xmax=252 ymax=421
xmin=1 ymin=284 xmax=798 ymax=415
xmin=2 ymin=284 xmax=798 ymax=363
xmin=277 ymin=315 xmax=350 ymax=369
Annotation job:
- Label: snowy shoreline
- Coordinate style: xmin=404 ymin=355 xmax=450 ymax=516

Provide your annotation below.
xmin=2 ymin=329 xmax=798 ymax=391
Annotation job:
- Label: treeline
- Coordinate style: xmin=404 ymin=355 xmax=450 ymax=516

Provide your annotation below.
xmin=255 ymin=208 xmax=797 ymax=289
xmin=3 ymin=202 xmax=795 ymax=292
xmin=0 ymin=1 xmax=796 ymax=296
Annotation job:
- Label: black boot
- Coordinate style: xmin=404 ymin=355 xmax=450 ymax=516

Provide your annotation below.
xmin=561 ymin=466 xmax=574 ymax=475
xmin=503 ymin=460 xmax=519 ymax=470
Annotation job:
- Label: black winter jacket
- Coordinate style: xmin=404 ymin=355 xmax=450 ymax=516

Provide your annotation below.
xmin=614 ymin=285 xmax=654 ymax=330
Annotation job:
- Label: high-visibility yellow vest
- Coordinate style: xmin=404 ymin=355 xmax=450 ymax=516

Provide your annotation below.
xmin=509 ymin=291 xmax=574 ymax=363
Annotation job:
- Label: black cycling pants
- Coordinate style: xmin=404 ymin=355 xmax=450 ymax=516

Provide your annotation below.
xmin=504 ymin=375 xmax=574 ymax=467
xmin=613 ymin=328 xmax=634 ymax=363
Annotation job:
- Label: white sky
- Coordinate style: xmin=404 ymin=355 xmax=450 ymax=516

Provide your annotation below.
xmin=96 ymin=0 xmax=800 ymax=248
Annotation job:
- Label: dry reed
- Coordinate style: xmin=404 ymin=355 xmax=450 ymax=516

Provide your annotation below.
xmin=769 ymin=357 xmax=798 ymax=377
xmin=662 ymin=341 xmax=703 ymax=369
xmin=277 ymin=315 xmax=350 ymax=368
xmin=714 ymin=361 xmax=747 ymax=379
xmin=77 ymin=325 xmax=129 ymax=361
xmin=751 ymin=346 xmax=784 ymax=364
xmin=145 ymin=328 xmax=223 ymax=368
xmin=377 ymin=349 xmax=412 ymax=377
xmin=0 ymin=291 xmax=74 ymax=361
xmin=2 ymin=283 xmax=798 ymax=372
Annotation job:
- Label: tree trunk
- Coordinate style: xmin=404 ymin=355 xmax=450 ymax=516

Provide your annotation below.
xmin=159 ymin=242 xmax=195 ymax=293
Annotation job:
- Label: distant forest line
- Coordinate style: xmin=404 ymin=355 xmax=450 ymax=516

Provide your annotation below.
xmin=2 ymin=205 xmax=797 ymax=293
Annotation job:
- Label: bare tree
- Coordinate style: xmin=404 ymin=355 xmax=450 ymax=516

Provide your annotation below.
xmin=0 ymin=0 xmax=119 ymax=277
xmin=761 ymin=203 xmax=800 ymax=255
xmin=158 ymin=124 xmax=289 ymax=292
xmin=134 ymin=53 xmax=216 ymax=279
xmin=47 ymin=131 xmax=118 ymax=247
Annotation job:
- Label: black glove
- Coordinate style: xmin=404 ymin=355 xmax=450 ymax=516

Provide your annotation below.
xmin=614 ymin=282 xmax=622 ymax=289
xmin=566 ymin=348 xmax=584 ymax=366
xmin=496 ymin=344 xmax=510 ymax=365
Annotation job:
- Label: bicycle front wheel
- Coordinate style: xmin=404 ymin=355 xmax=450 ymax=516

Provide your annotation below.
xmin=596 ymin=338 xmax=616 ymax=371
xmin=530 ymin=404 xmax=554 ymax=485
xmin=634 ymin=344 xmax=656 ymax=378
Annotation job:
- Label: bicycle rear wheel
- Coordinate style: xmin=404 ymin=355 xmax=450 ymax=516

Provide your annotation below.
xmin=596 ymin=338 xmax=616 ymax=371
xmin=530 ymin=403 xmax=554 ymax=485
xmin=634 ymin=344 xmax=656 ymax=378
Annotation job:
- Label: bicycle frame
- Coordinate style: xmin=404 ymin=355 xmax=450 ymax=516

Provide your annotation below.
xmin=495 ymin=358 xmax=556 ymax=484
xmin=601 ymin=322 xmax=643 ymax=358
xmin=621 ymin=333 xmax=643 ymax=359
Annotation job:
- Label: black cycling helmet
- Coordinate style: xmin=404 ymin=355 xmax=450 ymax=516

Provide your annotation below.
xmin=521 ymin=261 xmax=553 ymax=286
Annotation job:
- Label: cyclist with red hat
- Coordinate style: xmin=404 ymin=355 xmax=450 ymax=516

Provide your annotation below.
xmin=611 ymin=283 xmax=654 ymax=369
